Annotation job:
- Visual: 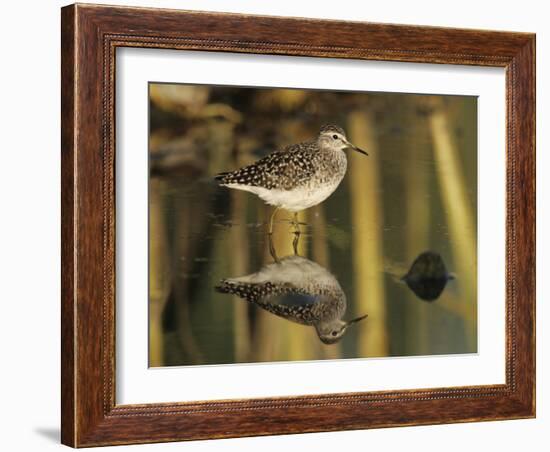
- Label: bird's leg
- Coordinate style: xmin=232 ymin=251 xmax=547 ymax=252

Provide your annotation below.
xmin=292 ymin=230 xmax=301 ymax=256
xmin=292 ymin=212 xmax=300 ymax=234
xmin=292 ymin=212 xmax=301 ymax=255
xmin=268 ymin=207 xmax=281 ymax=262
xmin=268 ymin=231 xmax=280 ymax=263
xmin=268 ymin=207 xmax=280 ymax=236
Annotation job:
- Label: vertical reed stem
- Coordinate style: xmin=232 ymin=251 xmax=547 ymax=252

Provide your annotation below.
xmin=429 ymin=107 xmax=477 ymax=350
xmin=348 ymin=110 xmax=388 ymax=357
xmin=149 ymin=178 xmax=171 ymax=367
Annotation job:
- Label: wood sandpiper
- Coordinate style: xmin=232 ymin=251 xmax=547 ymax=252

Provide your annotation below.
xmin=215 ymin=124 xmax=368 ymax=235
xmin=215 ymin=254 xmax=368 ymax=344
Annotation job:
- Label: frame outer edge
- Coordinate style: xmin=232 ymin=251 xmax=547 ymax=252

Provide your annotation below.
xmin=514 ymin=35 xmax=536 ymax=416
xmin=531 ymin=35 xmax=536 ymax=417
xmin=60 ymin=3 xmax=536 ymax=446
xmin=61 ymin=4 xmax=77 ymax=448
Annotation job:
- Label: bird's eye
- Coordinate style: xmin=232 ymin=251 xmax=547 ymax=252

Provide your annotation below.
xmin=332 ymin=331 xmax=338 ymax=336
xmin=332 ymin=134 xmax=338 ymax=140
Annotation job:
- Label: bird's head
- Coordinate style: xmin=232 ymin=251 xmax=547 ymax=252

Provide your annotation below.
xmin=318 ymin=124 xmax=368 ymax=156
xmin=315 ymin=313 xmax=369 ymax=344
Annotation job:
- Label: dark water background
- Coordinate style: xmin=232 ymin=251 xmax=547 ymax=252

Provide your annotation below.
xmin=148 ymin=84 xmax=477 ymax=367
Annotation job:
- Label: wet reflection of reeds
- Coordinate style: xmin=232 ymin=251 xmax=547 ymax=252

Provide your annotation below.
xmin=348 ymin=110 xmax=388 ymax=357
xmin=148 ymin=178 xmax=170 ymax=367
xmin=404 ymin=104 xmax=431 ymax=355
xmin=229 ymin=189 xmax=251 ymax=361
xmin=429 ymin=102 xmax=477 ymax=350
xmin=311 ymin=204 xmax=341 ymax=359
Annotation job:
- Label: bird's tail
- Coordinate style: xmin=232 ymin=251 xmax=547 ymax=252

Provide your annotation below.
xmin=215 ymin=279 xmax=257 ymax=302
xmin=214 ymin=166 xmax=256 ymax=186
xmin=214 ymin=171 xmax=231 ymax=185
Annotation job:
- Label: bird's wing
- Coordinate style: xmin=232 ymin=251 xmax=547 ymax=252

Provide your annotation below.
xmin=260 ymin=290 xmax=320 ymax=324
xmin=216 ymin=279 xmax=320 ymax=324
xmin=265 ymin=291 xmax=318 ymax=307
xmin=216 ymin=142 xmax=317 ymax=189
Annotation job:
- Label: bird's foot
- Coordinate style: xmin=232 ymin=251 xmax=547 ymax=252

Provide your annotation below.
xmin=282 ymin=219 xmax=308 ymax=236
xmin=282 ymin=218 xmax=308 ymax=226
xmin=292 ymin=231 xmax=301 ymax=256
xmin=267 ymin=232 xmax=280 ymax=263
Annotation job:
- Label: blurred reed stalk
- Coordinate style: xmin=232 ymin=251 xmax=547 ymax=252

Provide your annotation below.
xmin=311 ymin=204 xmax=341 ymax=359
xmin=249 ymin=205 xmax=286 ymax=363
xmin=249 ymin=204 xmax=277 ymax=362
xmin=149 ymin=178 xmax=171 ymax=367
xmin=168 ymin=182 xmax=205 ymax=365
xmin=348 ymin=110 xmax=389 ymax=357
xmin=288 ymin=209 xmax=315 ymax=360
xmin=311 ymin=205 xmax=329 ymax=265
xmin=229 ymin=190 xmax=252 ymax=362
xmin=429 ymin=104 xmax=477 ymax=349
xmin=404 ymin=102 xmax=431 ymax=355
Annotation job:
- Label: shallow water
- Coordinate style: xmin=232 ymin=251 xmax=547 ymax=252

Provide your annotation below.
xmin=148 ymin=85 xmax=477 ymax=367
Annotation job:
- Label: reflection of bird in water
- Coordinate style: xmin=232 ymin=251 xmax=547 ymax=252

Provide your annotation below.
xmin=401 ymin=251 xmax=455 ymax=301
xmin=215 ymin=255 xmax=368 ymax=344
xmin=215 ymin=125 xmax=367 ymax=236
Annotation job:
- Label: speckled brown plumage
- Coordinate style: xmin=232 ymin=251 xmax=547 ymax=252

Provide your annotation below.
xmin=214 ymin=125 xmax=360 ymax=213
xmin=215 ymin=141 xmax=346 ymax=190
xmin=215 ymin=255 xmax=367 ymax=344
xmin=215 ymin=279 xmax=345 ymax=326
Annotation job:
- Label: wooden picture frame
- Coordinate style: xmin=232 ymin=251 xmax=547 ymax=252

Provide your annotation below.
xmin=61 ymin=3 xmax=535 ymax=447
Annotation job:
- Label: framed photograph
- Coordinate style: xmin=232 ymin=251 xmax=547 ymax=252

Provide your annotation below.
xmin=61 ymin=3 xmax=535 ymax=447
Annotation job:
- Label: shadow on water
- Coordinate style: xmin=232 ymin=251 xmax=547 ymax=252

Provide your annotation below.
xmin=401 ymin=251 xmax=455 ymax=302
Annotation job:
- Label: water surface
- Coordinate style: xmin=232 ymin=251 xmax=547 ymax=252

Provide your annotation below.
xmin=148 ymin=84 xmax=477 ymax=367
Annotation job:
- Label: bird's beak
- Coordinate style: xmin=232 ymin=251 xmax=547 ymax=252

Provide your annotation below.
xmin=346 ymin=313 xmax=369 ymax=326
xmin=345 ymin=140 xmax=368 ymax=156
